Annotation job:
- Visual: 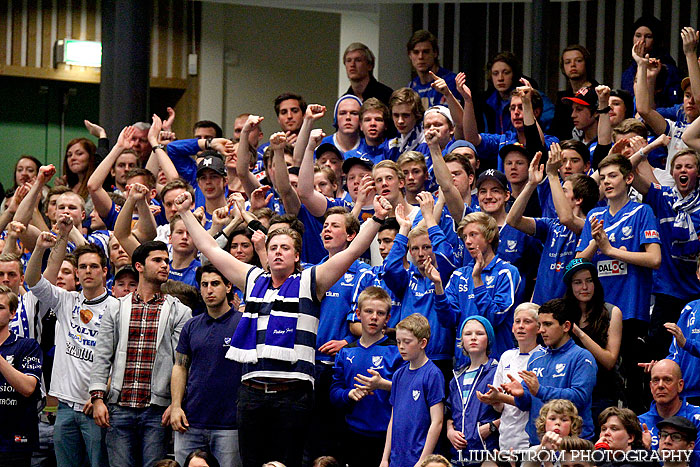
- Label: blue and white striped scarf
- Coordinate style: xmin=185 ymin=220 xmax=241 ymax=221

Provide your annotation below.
xmin=669 ymin=185 xmax=700 ymax=260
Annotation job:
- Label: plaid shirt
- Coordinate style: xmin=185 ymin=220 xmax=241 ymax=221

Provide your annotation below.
xmin=118 ymin=292 xmax=164 ymax=408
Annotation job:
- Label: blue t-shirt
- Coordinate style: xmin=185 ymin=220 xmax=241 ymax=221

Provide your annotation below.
xmin=389 ymin=360 xmax=444 ymax=466
xmin=169 ymin=258 xmax=202 ymax=287
xmin=645 ymin=183 xmax=700 ymax=300
xmin=408 ymin=67 xmax=460 ymax=110
xmin=477 ymin=131 xmax=559 ymax=172
xmin=352 ymin=265 xmax=403 ymax=328
xmin=176 ymin=308 xmax=242 ymax=429
xmin=330 ymin=336 xmax=404 ymax=436
xmin=531 ymin=217 xmax=579 ymax=304
xmin=102 ymin=199 xmax=167 ymax=230
xmin=0 ymin=333 xmax=42 ymax=453
xmin=498 ymin=223 xmax=542 ymax=298
xmin=576 ymin=201 xmax=661 ymax=321
xmin=344 ymin=138 xmax=398 ymax=165
xmin=316 ymin=258 xmax=370 ymax=362
xmin=668 ymin=300 xmax=700 ymax=398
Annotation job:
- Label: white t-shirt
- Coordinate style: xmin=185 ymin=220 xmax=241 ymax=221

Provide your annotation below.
xmin=657 ymin=118 xmax=691 ymax=187
xmin=31 ymin=278 xmax=119 ymax=407
xmin=494 ymin=345 xmax=542 ymax=451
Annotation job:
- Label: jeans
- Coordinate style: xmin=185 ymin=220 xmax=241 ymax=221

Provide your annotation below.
xmin=237 ymin=383 xmax=313 ymax=467
xmin=54 ymin=402 xmax=107 ymax=467
xmin=174 ymin=427 xmax=242 ymax=467
xmin=105 ymin=404 xmax=169 ymax=467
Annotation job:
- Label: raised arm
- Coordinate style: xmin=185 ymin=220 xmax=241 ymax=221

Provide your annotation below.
xmin=293 ymin=104 xmax=326 ymax=167
xmin=270 ymin=132 xmax=301 ymax=215
xmin=114 ymin=184 xmax=151 ymax=256
xmin=147 ymin=115 xmax=179 ymax=182
xmin=457 ymin=73 xmax=482 ymax=146
xmin=518 ymin=79 xmax=546 ymax=147
xmin=633 ymin=41 xmax=667 ymax=135
xmin=237 ymin=115 xmax=264 ymax=197
xmin=505 ymin=152 xmax=541 ymax=236
xmin=631 ymin=135 xmax=668 ymax=195
xmin=547 ymin=143 xmax=585 ymax=234
xmin=315 ymin=196 xmax=390 ymax=299
xmin=426 ymin=128 xmax=466 ymax=223
xmin=431 ymin=71 xmax=464 ymax=140
xmin=298 ymin=129 xmax=333 ymax=216
xmin=14 ymin=165 xmax=55 ymax=228
xmin=173 ymin=191 xmax=251 ymax=291
xmin=595 ymin=85 xmax=612 ymax=146
xmin=682 ymin=27 xmax=700 ymax=106
xmin=43 ymin=215 xmax=72 ymax=284
xmin=87 ymin=126 xmax=136 ymax=220
xmin=682 ymin=108 xmax=700 ymax=151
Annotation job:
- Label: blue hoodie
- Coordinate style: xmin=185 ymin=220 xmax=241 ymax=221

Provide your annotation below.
xmin=668 ymin=300 xmax=700 ymax=398
xmin=514 ymin=338 xmax=598 ymax=444
xmin=383 ymin=226 xmax=457 ymax=361
xmin=435 ymin=256 xmax=520 ymax=365
xmin=446 ymin=358 xmax=500 ymax=462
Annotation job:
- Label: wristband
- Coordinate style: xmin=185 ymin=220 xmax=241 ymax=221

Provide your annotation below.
xmin=597 ymin=106 xmax=611 ymax=114
xmin=205 ymin=137 xmax=213 ymax=150
xmin=637 ymin=149 xmax=647 ymax=159
xmin=371 ymin=215 xmax=385 ymax=225
xmin=153 ymin=144 xmax=165 ymax=152
xmin=489 ymin=421 xmax=497 ymax=433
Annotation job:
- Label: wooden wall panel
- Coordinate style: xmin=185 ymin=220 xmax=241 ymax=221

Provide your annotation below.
xmin=11 ymin=0 xmax=21 ymax=66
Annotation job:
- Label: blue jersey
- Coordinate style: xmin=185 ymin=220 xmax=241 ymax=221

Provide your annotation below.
xmin=344 ymin=138 xmax=398 ymax=164
xmin=330 ymin=336 xmax=404 ymax=436
xmin=352 ymin=265 xmax=403 ymax=328
xmin=531 ymin=217 xmax=579 ymax=304
xmin=668 ymin=300 xmax=700 ymax=398
xmin=298 ymin=199 xmax=350 ymax=265
xmin=514 ymin=339 xmax=597 ymax=444
xmin=319 ymin=134 xmax=359 ymax=158
xmin=169 ymin=258 xmax=201 ymax=287
xmin=446 ymin=359 xmax=500 ymax=459
xmin=383 ymin=227 xmax=457 ymax=361
xmin=576 ymin=201 xmax=661 ymax=321
xmin=498 ymin=223 xmax=542 ymax=298
xmin=436 ymin=256 xmax=520 ymax=364
xmin=0 ymin=333 xmax=42 ymax=453
xmin=537 ymin=178 xmax=559 ymax=220
xmin=317 ymin=258 xmax=370 ymax=362
xmin=176 ymin=308 xmax=242 ymax=429
xmin=165 ymin=138 xmax=199 ymax=187
xmin=477 ymin=131 xmax=559 ymax=171
xmin=639 ymin=400 xmax=700 ymax=467
xmin=389 ymin=360 xmax=444 ymax=466
xmin=408 ymin=67 xmax=459 ymax=109
xmin=646 ymin=183 xmax=700 ymax=300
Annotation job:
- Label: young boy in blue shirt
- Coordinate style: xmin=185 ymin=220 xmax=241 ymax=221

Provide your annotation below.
xmin=381 ymin=313 xmax=444 ymax=467
xmin=330 ymin=286 xmax=403 ymax=467
xmin=576 ymin=153 xmax=662 ymax=413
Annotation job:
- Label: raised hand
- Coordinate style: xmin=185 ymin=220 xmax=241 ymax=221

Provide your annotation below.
xmin=211 ymin=139 xmax=235 ymax=159
xmin=128 ymin=183 xmax=149 ymax=202
xmin=162 ymin=107 xmax=176 ymax=131
xmin=55 ymin=213 xmax=74 ymax=237
xmin=37 ymin=165 xmax=56 ymax=184
xmin=394 ymin=203 xmax=412 ymax=231
xmin=83 ymin=120 xmax=106 ymax=138
xmin=664 ymin=322 xmax=687 ymax=348
xmin=529 ymin=151 xmax=544 ymax=184
xmin=269 ymin=132 xmax=287 ymax=150
xmin=35 ymin=230 xmax=57 ymax=250
xmin=355 ymin=175 xmax=375 ymax=207
xmin=373 ymin=195 xmax=392 ymax=220
xmin=173 ymin=191 xmax=193 ymax=213
xmin=416 ymin=191 xmax=435 ymax=221
xmin=424 ymin=128 xmax=440 ymax=147
xmin=8 ymin=183 xmax=31 ymax=212
xmin=117 ymin=126 xmax=137 ymax=149
xmin=249 ymin=185 xmax=273 ymax=211
xmin=305 ymin=104 xmax=326 ymax=121
xmin=595 ymin=85 xmax=611 ymax=104
xmin=423 ymin=256 xmax=441 ymax=285
xmin=6 ymin=221 xmax=26 ymax=239
xmin=682 ymin=27 xmax=699 ymax=56
xmin=632 ymin=40 xmax=649 ymax=66
xmin=518 ymin=370 xmax=540 ymax=396
xmin=243 ymin=115 xmax=264 ymax=133
xmin=591 ymin=217 xmax=611 ymax=254
xmin=429 ymin=71 xmax=450 ymax=95
xmin=308 ymin=128 xmax=325 ymax=148
xmin=148 ymin=114 xmax=163 ymax=146
xmin=455 ymin=71 xmax=472 ymax=100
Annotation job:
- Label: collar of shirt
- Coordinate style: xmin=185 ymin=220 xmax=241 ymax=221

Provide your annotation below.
xmin=133 ymin=292 xmax=165 ymax=305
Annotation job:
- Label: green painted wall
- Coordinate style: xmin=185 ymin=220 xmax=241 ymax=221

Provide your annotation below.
xmin=0 ymin=76 xmax=99 ymax=192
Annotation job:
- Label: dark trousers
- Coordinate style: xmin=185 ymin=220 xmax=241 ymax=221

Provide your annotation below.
xmin=237 ymin=383 xmax=313 ymax=467
xmin=649 ymin=293 xmax=696 ymax=360
xmin=620 ymin=319 xmax=651 ymax=414
xmin=343 ymin=428 xmax=386 ymax=467
xmin=304 ymin=362 xmax=345 ymax=464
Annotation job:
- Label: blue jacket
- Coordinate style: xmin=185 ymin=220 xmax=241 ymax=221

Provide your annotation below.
xmin=446 ymin=358 xmax=500 ymax=460
xmin=383 ymin=226 xmax=457 ymax=361
xmin=639 ymin=399 xmax=700 ymax=467
xmin=514 ymin=338 xmax=597 ymax=444
xmin=435 ymin=256 xmax=520 ymax=365
xmin=668 ymin=300 xmax=700 ymax=398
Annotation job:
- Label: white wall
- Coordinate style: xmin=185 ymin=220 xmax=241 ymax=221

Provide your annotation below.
xmin=198 ymin=2 xmax=226 ymax=125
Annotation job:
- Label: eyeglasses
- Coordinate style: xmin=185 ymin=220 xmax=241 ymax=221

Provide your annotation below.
xmin=659 ymin=430 xmax=688 ymax=442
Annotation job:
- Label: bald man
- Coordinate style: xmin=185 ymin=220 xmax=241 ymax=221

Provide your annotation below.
xmin=639 ymin=360 xmax=700 ymax=467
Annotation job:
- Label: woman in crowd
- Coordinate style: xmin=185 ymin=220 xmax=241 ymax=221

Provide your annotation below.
xmin=563 ymin=258 xmax=623 ymax=425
